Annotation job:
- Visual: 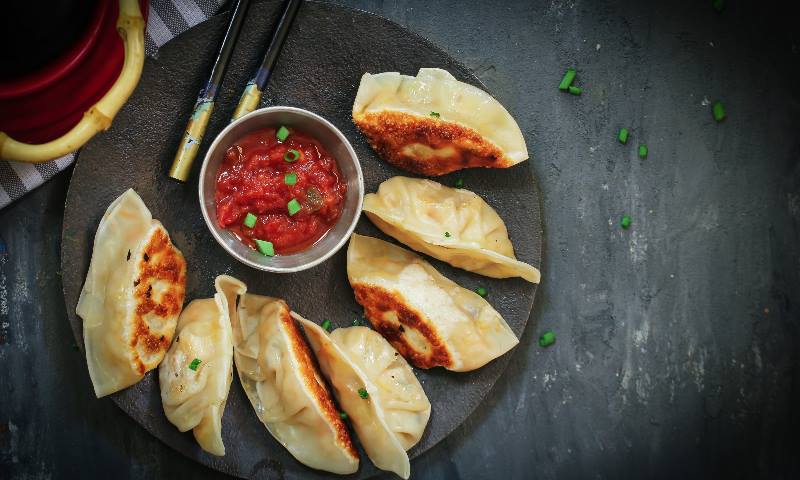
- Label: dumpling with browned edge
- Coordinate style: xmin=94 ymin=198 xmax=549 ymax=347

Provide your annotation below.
xmin=352 ymin=68 xmax=528 ymax=176
xmin=216 ymin=276 xmax=359 ymax=475
xmin=346 ymin=234 xmax=519 ymax=372
xmin=364 ymin=176 xmax=540 ymax=283
xmin=77 ymin=189 xmax=187 ymax=398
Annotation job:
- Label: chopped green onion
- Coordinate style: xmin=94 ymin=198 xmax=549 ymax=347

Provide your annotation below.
xmin=339 ymin=412 xmax=348 ymax=420
xmin=255 ymin=239 xmax=275 ymax=256
xmin=287 ymin=198 xmax=302 ymax=216
xmin=189 ymin=358 xmax=202 ymax=371
xmin=276 ymin=126 xmax=290 ymax=141
xmin=620 ymin=215 xmax=632 ymax=229
xmin=243 ymin=213 xmax=257 ymax=229
xmin=454 ymin=178 xmax=464 ymax=188
xmin=568 ymin=85 xmax=582 ymax=95
xmin=475 ymin=286 xmax=488 ymax=297
xmin=618 ymin=128 xmax=629 ymax=144
xmin=558 ymin=68 xmax=577 ymax=91
xmin=638 ymin=144 xmax=648 ymax=159
xmin=284 ymin=172 xmax=297 ymax=185
xmin=284 ymin=149 xmax=300 ymax=162
xmin=430 ymin=111 xmax=440 ymax=118
xmin=321 ymin=319 xmax=331 ymax=331
xmin=444 ymin=231 xmax=451 ymax=238
xmin=352 ymin=318 xmax=362 ymax=327
xmin=712 ymin=0 xmax=724 ymax=12
xmin=358 ymin=387 xmax=369 ymax=399
xmin=712 ymin=101 xmax=726 ymax=122
xmin=538 ymin=331 xmax=556 ymax=347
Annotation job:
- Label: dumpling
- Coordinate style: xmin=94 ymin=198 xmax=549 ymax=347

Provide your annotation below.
xmin=352 ymin=67 xmax=528 ymax=176
xmin=364 ymin=176 xmax=540 ymax=283
xmin=76 ymin=189 xmax=187 ymax=397
xmin=347 ymin=234 xmax=519 ymax=372
xmin=158 ymin=276 xmax=235 ymax=456
xmin=216 ymin=276 xmax=359 ymax=474
xmin=299 ymin=319 xmax=431 ymax=479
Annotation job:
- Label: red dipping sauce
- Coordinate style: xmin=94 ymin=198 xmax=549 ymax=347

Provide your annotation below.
xmin=215 ymin=127 xmax=347 ymax=254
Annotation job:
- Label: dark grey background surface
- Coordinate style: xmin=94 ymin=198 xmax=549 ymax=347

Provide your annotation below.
xmin=2 ymin=0 xmax=799 ymax=479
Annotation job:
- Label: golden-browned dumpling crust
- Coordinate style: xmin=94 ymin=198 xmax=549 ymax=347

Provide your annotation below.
xmin=352 ymin=68 xmax=528 ymax=176
xmin=347 ymin=234 xmax=519 ymax=372
xmin=77 ymin=189 xmax=187 ymax=398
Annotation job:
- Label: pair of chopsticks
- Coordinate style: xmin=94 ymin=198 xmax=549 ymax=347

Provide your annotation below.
xmin=169 ymin=0 xmax=302 ymax=182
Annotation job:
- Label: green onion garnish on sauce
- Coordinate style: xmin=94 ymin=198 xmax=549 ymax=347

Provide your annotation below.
xmin=284 ymin=149 xmax=300 ymax=163
xmin=287 ymin=198 xmax=302 ymax=216
xmin=558 ymin=69 xmax=577 ymax=91
xmin=430 ymin=111 xmax=440 ymax=118
xmin=568 ymin=85 xmax=582 ymax=95
xmin=321 ymin=319 xmax=331 ymax=331
xmin=255 ymin=240 xmax=275 ymax=256
xmin=638 ymin=144 xmax=648 ymax=159
xmin=339 ymin=412 xmax=348 ymax=420
xmin=243 ymin=213 xmax=257 ymax=228
xmin=454 ymin=178 xmax=464 ymax=188
xmin=444 ymin=231 xmax=451 ymax=238
xmin=358 ymin=388 xmax=369 ymax=399
xmin=189 ymin=358 xmax=202 ymax=371
xmin=276 ymin=126 xmax=290 ymax=141
xmin=284 ymin=172 xmax=297 ymax=185
xmin=538 ymin=331 xmax=556 ymax=347
xmin=620 ymin=215 xmax=632 ymax=229
xmin=475 ymin=286 xmax=488 ymax=297
xmin=618 ymin=128 xmax=629 ymax=144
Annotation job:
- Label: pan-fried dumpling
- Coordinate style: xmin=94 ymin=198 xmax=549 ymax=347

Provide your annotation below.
xmin=364 ymin=176 xmax=540 ymax=283
xmin=77 ymin=189 xmax=187 ymax=397
xmin=299 ymin=319 xmax=431 ymax=479
xmin=347 ymin=234 xmax=519 ymax=372
xmin=352 ymin=68 xmax=528 ymax=176
xmin=158 ymin=276 xmax=235 ymax=456
xmin=216 ymin=276 xmax=359 ymax=475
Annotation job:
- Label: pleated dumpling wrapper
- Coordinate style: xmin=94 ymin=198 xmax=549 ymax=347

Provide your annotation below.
xmin=347 ymin=234 xmax=519 ymax=372
xmin=76 ymin=189 xmax=187 ymax=397
xmin=352 ymin=67 xmax=528 ymax=176
xmin=300 ymin=319 xmax=431 ymax=480
xmin=158 ymin=276 xmax=236 ymax=456
xmin=216 ymin=276 xmax=359 ymax=475
xmin=364 ymin=176 xmax=540 ymax=283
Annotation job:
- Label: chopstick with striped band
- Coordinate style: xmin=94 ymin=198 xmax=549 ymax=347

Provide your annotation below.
xmin=231 ymin=0 xmax=302 ymax=121
xmin=168 ymin=0 xmax=251 ymax=182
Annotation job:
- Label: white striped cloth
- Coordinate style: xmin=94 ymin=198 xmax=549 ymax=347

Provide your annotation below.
xmin=0 ymin=0 xmax=225 ymax=210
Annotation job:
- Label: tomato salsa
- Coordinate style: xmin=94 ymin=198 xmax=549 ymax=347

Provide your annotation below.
xmin=215 ymin=126 xmax=347 ymax=255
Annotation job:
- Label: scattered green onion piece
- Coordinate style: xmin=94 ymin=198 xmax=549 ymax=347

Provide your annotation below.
xmin=352 ymin=318 xmax=362 ymax=327
xmin=638 ymin=144 xmax=648 ymax=159
xmin=358 ymin=388 xmax=369 ymax=399
xmin=255 ymin=239 xmax=275 ymax=256
xmin=620 ymin=215 xmax=632 ymax=229
xmin=538 ymin=331 xmax=556 ymax=347
xmin=618 ymin=128 xmax=629 ymax=144
xmin=284 ymin=149 xmax=300 ymax=163
xmin=276 ymin=126 xmax=290 ymax=141
xmin=243 ymin=213 xmax=257 ymax=229
xmin=339 ymin=412 xmax=348 ymax=420
xmin=189 ymin=358 xmax=202 ymax=371
xmin=475 ymin=286 xmax=488 ymax=297
xmin=712 ymin=0 xmax=724 ymax=12
xmin=712 ymin=101 xmax=726 ymax=122
xmin=284 ymin=172 xmax=297 ymax=185
xmin=321 ymin=319 xmax=331 ymax=331
xmin=444 ymin=231 xmax=451 ymax=238
xmin=287 ymin=198 xmax=302 ymax=216
xmin=454 ymin=178 xmax=464 ymax=188
xmin=568 ymin=85 xmax=582 ymax=95
xmin=430 ymin=111 xmax=440 ymax=118
xmin=558 ymin=68 xmax=577 ymax=91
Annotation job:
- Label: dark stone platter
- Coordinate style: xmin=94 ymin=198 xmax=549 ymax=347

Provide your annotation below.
xmin=60 ymin=1 xmax=542 ymax=478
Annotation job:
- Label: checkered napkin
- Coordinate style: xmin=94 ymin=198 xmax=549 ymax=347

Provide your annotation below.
xmin=0 ymin=0 xmax=225 ymax=210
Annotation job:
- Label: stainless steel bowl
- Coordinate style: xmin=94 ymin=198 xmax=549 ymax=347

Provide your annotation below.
xmin=198 ymin=106 xmax=364 ymax=273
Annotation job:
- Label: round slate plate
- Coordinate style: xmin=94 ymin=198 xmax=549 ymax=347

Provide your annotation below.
xmin=61 ymin=1 xmax=542 ymax=478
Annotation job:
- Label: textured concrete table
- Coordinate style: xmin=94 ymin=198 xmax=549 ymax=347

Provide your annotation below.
xmin=1 ymin=1 xmax=798 ymax=478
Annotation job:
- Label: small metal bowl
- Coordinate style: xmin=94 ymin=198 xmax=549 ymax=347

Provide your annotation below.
xmin=198 ymin=106 xmax=363 ymax=273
